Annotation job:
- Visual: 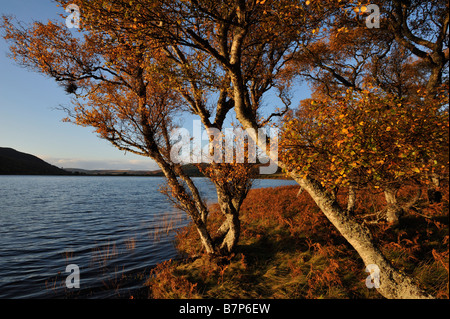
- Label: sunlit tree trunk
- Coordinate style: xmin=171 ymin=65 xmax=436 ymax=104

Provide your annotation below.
xmin=215 ymin=190 xmax=241 ymax=254
xmin=347 ymin=185 xmax=356 ymax=214
xmin=285 ymin=168 xmax=432 ymax=299
xmin=384 ymin=186 xmax=401 ymax=225
xmin=153 ymin=154 xmax=216 ymax=255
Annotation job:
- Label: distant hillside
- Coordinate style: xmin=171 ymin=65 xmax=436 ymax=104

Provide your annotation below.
xmin=63 ymin=164 xmax=203 ymax=176
xmin=0 ymin=147 xmax=68 ymax=175
xmin=64 ymin=168 xmax=162 ymax=176
xmin=0 ymin=147 xmax=285 ymax=177
xmin=64 ymin=164 xmax=285 ymax=178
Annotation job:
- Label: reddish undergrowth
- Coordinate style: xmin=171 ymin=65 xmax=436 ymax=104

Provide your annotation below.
xmin=146 ymin=182 xmax=449 ymax=299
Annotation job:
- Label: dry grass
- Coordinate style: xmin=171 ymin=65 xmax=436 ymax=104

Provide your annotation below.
xmin=146 ymin=182 xmax=449 ymax=299
xmin=124 ymin=237 xmax=136 ymax=251
xmin=91 ymin=241 xmax=118 ymax=268
xmin=150 ymin=210 xmax=188 ymax=242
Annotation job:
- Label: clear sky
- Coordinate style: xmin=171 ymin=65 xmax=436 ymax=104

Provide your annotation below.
xmin=0 ymin=0 xmax=310 ymax=170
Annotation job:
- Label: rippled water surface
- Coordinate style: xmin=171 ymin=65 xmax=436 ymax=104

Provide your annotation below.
xmin=0 ymin=176 xmax=297 ymax=298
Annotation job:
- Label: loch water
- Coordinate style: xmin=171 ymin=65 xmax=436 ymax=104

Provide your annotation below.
xmin=0 ymin=176 xmax=298 ymax=298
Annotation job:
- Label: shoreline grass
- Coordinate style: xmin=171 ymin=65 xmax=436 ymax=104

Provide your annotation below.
xmin=145 ymin=184 xmax=449 ymax=299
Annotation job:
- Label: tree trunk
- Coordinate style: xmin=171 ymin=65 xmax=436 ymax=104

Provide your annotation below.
xmin=219 ymin=213 xmax=240 ymax=253
xmin=290 ymin=172 xmax=432 ymax=299
xmin=196 ymin=224 xmax=216 ymax=255
xmin=152 ymin=153 xmax=216 ymax=254
xmin=427 ymin=173 xmax=442 ymax=204
xmin=426 ymin=59 xmax=444 ymax=92
xmin=215 ymin=187 xmax=241 ymax=254
xmin=384 ymin=186 xmax=401 ymax=225
xmin=347 ymin=185 xmax=356 ymax=214
xmin=212 ymin=213 xmax=240 ymax=255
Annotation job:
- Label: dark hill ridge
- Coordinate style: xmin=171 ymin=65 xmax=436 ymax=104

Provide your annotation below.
xmin=0 ymin=147 xmax=284 ymax=177
xmin=0 ymin=147 xmax=67 ymax=175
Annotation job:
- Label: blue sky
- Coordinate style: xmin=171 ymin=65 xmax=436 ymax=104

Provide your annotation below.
xmin=0 ymin=1 xmax=163 ymax=170
xmin=0 ymin=0 xmax=310 ymax=170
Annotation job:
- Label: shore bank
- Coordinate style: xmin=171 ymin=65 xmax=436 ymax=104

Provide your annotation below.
xmin=145 ymin=185 xmax=449 ymax=299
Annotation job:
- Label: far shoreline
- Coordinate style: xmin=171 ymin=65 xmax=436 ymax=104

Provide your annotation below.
xmin=0 ymin=173 xmax=293 ymax=179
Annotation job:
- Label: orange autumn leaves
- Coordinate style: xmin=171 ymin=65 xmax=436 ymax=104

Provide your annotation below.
xmin=280 ymin=87 xmax=449 ymax=190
